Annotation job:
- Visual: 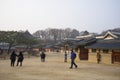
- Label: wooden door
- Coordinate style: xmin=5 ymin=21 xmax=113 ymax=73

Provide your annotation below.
xmin=79 ymin=48 xmax=88 ymax=60
xmin=112 ymin=51 xmax=120 ymax=63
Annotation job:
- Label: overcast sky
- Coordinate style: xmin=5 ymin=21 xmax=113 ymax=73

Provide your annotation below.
xmin=0 ymin=0 xmax=120 ymax=33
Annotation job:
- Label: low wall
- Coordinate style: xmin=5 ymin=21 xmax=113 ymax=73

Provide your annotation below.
xmin=88 ymin=49 xmax=112 ymax=64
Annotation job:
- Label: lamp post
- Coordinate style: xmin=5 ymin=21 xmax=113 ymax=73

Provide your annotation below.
xmin=64 ymin=37 xmax=69 ymax=53
xmin=65 ymin=44 xmax=69 ymax=52
xmin=65 ymin=44 xmax=67 ymax=52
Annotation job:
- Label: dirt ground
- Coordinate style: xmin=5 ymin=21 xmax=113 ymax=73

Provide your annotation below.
xmin=0 ymin=52 xmax=120 ymax=80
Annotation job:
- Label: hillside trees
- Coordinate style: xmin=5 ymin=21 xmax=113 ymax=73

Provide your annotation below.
xmin=0 ymin=31 xmax=18 ymax=54
xmin=33 ymin=28 xmax=80 ymax=42
xmin=16 ymin=31 xmax=38 ymax=48
xmin=0 ymin=31 xmax=38 ymax=54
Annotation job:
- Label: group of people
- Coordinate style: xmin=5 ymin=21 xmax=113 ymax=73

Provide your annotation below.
xmin=10 ymin=49 xmax=77 ymax=69
xmin=10 ymin=50 xmax=46 ymax=67
xmin=40 ymin=49 xmax=78 ymax=69
xmin=40 ymin=50 xmax=78 ymax=69
xmin=10 ymin=51 xmax=24 ymax=67
xmin=10 ymin=49 xmax=101 ymax=68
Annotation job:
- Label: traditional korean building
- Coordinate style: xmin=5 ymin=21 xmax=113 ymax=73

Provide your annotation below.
xmin=86 ymin=31 xmax=120 ymax=64
xmin=63 ymin=35 xmax=97 ymax=60
xmin=76 ymin=37 xmax=96 ymax=60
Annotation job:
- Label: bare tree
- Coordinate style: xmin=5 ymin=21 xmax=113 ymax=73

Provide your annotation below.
xmin=64 ymin=28 xmax=72 ymax=38
xmin=33 ymin=28 xmax=80 ymax=42
xmin=70 ymin=29 xmax=79 ymax=38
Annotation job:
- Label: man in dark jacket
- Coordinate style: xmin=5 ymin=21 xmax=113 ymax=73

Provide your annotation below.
xmin=70 ymin=50 xmax=77 ymax=69
xmin=10 ymin=51 xmax=17 ymax=67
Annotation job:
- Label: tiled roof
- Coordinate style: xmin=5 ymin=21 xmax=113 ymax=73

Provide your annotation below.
xmin=86 ymin=39 xmax=120 ymax=49
xmin=77 ymin=37 xmax=96 ymax=46
xmin=104 ymin=31 xmax=120 ymax=39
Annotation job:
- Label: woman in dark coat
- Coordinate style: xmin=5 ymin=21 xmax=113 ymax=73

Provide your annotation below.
xmin=16 ymin=51 xmax=24 ymax=66
xmin=10 ymin=51 xmax=17 ymax=67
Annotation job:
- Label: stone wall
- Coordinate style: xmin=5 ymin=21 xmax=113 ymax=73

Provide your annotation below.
xmin=101 ymin=54 xmax=112 ymax=64
xmin=88 ymin=49 xmax=112 ymax=64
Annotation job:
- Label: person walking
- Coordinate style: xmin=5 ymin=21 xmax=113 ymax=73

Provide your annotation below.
xmin=16 ymin=51 xmax=24 ymax=67
xmin=64 ymin=51 xmax=67 ymax=62
xmin=40 ymin=51 xmax=46 ymax=62
xmin=10 ymin=51 xmax=17 ymax=67
xmin=70 ymin=50 xmax=77 ymax=69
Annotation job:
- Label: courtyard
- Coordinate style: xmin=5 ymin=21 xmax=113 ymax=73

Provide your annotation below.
xmin=0 ymin=52 xmax=120 ymax=80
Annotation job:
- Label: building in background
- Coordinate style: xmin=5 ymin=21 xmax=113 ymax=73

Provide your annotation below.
xmin=86 ymin=31 xmax=120 ymax=64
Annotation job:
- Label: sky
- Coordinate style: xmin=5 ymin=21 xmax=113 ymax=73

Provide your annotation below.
xmin=0 ymin=0 xmax=120 ymax=34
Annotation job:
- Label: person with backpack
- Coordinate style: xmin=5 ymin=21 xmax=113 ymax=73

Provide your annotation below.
xmin=40 ymin=51 xmax=46 ymax=62
xmin=69 ymin=50 xmax=77 ymax=69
